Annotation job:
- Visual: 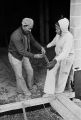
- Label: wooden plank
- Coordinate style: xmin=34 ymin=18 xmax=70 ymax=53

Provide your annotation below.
xmin=56 ymin=94 xmax=81 ymax=120
xmin=0 ymin=91 xmax=76 ymax=120
xmin=0 ymin=96 xmax=54 ymax=113
xmin=50 ymin=99 xmax=79 ymax=120
xmin=56 ymin=91 xmax=75 ymax=98
xmin=22 ymin=103 xmax=28 ymax=120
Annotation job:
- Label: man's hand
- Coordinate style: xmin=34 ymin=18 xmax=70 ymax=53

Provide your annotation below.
xmin=47 ymin=59 xmax=57 ymax=70
xmin=41 ymin=47 xmax=46 ymax=54
xmin=34 ymin=54 xmax=43 ymax=59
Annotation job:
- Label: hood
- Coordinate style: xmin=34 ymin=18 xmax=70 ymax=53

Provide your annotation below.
xmin=58 ymin=18 xmax=69 ymax=33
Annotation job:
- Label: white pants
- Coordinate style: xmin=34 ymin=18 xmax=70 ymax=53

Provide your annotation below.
xmin=8 ymin=53 xmax=33 ymax=93
xmin=44 ymin=55 xmax=74 ymax=94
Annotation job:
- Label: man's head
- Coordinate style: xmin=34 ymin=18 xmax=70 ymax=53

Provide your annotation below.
xmin=22 ymin=18 xmax=34 ymax=32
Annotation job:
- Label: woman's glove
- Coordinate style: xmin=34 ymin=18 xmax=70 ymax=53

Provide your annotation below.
xmin=47 ymin=59 xmax=57 ymax=70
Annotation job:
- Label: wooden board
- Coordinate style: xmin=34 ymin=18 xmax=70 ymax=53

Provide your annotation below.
xmin=50 ymin=93 xmax=81 ymax=120
xmin=56 ymin=91 xmax=75 ymax=98
xmin=0 ymin=96 xmax=54 ymax=113
xmin=50 ymin=99 xmax=79 ymax=120
xmin=56 ymin=94 xmax=81 ymax=120
xmin=0 ymin=91 xmax=77 ymax=120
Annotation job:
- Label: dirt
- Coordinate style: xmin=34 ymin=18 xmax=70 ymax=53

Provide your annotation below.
xmin=0 ymin=48 xmax=63 ymax=120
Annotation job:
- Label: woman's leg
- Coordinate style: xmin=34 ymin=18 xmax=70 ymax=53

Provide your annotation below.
xmin=55 ymin=58 xmax=73 ymax=93
xmin=44 ymin=63 xmax=59 ymax=95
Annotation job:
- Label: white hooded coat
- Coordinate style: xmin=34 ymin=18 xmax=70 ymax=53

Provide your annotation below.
xmin=44 ymin=18 xmax=74 ymax=94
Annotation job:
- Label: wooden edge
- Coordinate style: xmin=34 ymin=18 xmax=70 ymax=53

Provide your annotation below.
xmin=0 ymin=96 xmax=54 ymax=113
xmin=56 ymin=94 xmax=81 ymax=120
xmin=0 ymin=91 xmax=75 ymax=117
xmin=58 ymin=91 xmax=75 ymax=98
xmin=22 ymin=103 xmax=28 ymax=120
xmin=50 ymin=99 xmax=79 ymax=120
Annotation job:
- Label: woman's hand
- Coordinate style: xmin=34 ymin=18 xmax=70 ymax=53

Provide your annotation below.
xmin=47 ymin=59 xmax=57 ymax=70
xmin=41 ymin=47 xmax=46 ymax=54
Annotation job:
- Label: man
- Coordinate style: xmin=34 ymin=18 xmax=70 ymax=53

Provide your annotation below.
xmin=8 ymin=18 xmax=45 ymax=97
xmin=43 ymin=18 xmax=74 ymax=96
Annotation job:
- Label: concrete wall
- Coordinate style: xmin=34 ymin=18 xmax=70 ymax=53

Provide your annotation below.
xmin=70 ymin=0 xmax=81 ymax=70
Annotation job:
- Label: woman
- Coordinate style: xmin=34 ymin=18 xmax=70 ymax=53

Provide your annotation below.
xmin=43 ymin=18 xmax=74 ymax=96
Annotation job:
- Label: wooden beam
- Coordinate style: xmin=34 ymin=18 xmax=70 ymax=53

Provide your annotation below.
xmin=56 ymin=94 xmax=81 ymax=120
xmin=50 ymin=93 xmax=81 ymax=120
xmin=50 ymin=99 xmax=79 ymax=120
xmin=0 ymin=96 xmax=54 ymax=113
xmin=22 ymin=103 xmax=28 ymax=120
xmin=57 ymin=91 xmax=75 ymax=98
xmin=0 ymin=92 xmax=75 ymax=114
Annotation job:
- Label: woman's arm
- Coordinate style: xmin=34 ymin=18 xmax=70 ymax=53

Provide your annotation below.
xmin=47 ymin=34 xmax=59 ymax=48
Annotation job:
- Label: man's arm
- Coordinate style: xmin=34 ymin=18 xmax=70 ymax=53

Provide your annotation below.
xmin=30 ymin=34 xmax=42 ymax=50
xmin=30 ymin=33 xmax=46 ymax=54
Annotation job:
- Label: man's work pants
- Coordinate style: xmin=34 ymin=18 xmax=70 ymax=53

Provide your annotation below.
xmin=8 ymin=53 xmax=33 ymax=95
